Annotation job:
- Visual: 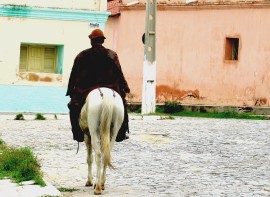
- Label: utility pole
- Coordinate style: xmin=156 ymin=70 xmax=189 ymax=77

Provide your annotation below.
xmin=141 ymin=0 xmax=157 ymax=114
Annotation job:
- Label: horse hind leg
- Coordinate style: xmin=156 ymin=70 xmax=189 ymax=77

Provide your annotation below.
xmin=85 ymin=134 xmax=93 ymax=187
xmin=93 ymin=150 xmax=103 ymax=195
xmin=101 ymin=161 xmax=107 ymax=190
xmin=90 ymin=129 xmax=103 ymax=194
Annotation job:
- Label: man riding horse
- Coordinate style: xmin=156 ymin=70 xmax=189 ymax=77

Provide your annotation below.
xmin=66 ymin=29 xmax=130 ymax=143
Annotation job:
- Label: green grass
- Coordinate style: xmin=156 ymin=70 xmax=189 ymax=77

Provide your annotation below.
xmin=58 ymin=187 xmax=79 ymax=192
xmin=0 ymin=139 xmax=46 ymax=186
xmin=171 ymin=110 xmax=266 ymax=120
xmin=14 ymin=113 xmax=25 ymax=120
xmin=151 ymin=104 xmax=266 ymax=120
xmin=35 ymin=113 xmax=46 ymax=120
xmin=154 ymin=106 xmax=266 ymax=120
xmin=132 ymin=106 xmax=266 ymax=120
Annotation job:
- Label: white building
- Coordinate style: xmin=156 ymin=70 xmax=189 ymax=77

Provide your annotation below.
xmin=0 ymin=0 xmax=111 ymax=112
xmin=0 ymin=0 xmax=110 ymax=86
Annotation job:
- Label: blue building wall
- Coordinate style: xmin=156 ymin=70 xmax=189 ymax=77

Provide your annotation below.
xmin=0 ymin=85 xmax=69 ymax=113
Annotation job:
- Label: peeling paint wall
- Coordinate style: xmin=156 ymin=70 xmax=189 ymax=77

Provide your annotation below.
xmin=106 ymin=5 xmax=270 ymax=107
xmin=122 ymin=0 xmax=264 ymax=5
xmin=18 ymin=72 xmax=62 ymax=83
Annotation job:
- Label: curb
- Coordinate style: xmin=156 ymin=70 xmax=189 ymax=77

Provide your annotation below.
xmin=0 ymin=179 xmax=62 ymax=197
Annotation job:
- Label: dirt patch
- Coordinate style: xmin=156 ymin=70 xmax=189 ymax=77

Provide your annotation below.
xmin=132 ymin=133 xmax=171 ymax=144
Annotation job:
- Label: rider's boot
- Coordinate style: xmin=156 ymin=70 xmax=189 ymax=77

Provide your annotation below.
xmin=116 ymin=106 xmax=129 ymax=142
xmin=68 ymin=102 xmax=84 ymax=142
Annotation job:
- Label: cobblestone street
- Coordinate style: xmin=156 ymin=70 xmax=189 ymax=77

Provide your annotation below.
xmin=0 ymin=114 xmax=270 ymax=197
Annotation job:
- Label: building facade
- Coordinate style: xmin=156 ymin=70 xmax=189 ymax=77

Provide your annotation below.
xmin=105 ymin=0 xmax=270 ymax=108
xmin=0 ymin=0 xmax=110 ymax=85
xmin=1 ymin=0 xmax=270 ymax=113
xmin=0 ymin=0 xmax=110 ymax=113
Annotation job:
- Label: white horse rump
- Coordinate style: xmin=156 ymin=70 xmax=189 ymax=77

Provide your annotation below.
xmin=79 ymin=87 xmax=124 ymax=195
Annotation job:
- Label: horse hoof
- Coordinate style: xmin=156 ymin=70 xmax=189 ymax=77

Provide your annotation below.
xmin=94 ymin=185 xmax=102 ymax=195
xmin=94 ymin=187 xmax=102 ymax=195
xmin=85 ymin=181 xmax=93 ymax=187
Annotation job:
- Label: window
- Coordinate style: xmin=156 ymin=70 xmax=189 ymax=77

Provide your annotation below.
xmin=44 ymin=47 xmax=57 ymax=73
xmin=224 ymin=37 xmax=239 ymax=61
xmin=19 ymin=45 xmax=57 ymax=73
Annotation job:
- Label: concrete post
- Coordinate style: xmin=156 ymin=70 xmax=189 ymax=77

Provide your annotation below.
xmin=141 ymin=0 xmax=157 ymax=114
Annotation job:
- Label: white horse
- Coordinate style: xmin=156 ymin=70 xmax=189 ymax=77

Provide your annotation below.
xmin=79 ymin=87 xmax=124 ymax=195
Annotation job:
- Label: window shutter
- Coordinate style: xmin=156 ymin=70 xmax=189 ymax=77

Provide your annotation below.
xmin=43 ymin=47 xmax=56 ymax=73
xmin=19 ymin=45 xmax=58 ymax=73
xmin=19 ymin=46 xmax=28 ymax=71
xmin=28 ymin=46 xmax=43 ymax=72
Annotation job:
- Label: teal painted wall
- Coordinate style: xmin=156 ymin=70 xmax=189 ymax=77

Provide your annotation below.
xmin=0 ymin=85 xmax=69 ymax=113
xmin=0 ymin=5 xmax=110 ymax=23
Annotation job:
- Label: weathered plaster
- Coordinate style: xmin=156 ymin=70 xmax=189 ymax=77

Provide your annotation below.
xmin=18 ymin=72 xmax=62 ymax=83
xmin=106 ymin=5 xmax=270 ymax=107
xmin=122 ymin=0 xmax=266 ymax=5
xmin=156 ymin=85 xmax=200 ymax=103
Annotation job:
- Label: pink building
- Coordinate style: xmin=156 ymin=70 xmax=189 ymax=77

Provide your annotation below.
xmin=105 ymin=1 xmax=270 ymax=107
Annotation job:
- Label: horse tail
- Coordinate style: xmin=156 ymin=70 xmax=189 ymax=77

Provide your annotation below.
xmin=100 ymin=94 xmax=114 ymax=169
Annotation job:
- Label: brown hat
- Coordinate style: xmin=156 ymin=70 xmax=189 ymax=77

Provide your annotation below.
xmin=88 ymin=29 xmax=106 ymax=39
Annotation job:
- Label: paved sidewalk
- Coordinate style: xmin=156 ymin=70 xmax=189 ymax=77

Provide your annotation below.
xmin=0 ymin=114 xmax=270 ymax=196
xmin=0 ymin=179 xmax=61 ymax=197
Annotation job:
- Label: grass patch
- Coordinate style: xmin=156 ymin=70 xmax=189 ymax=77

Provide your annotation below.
xmin=171 ymin=110 xmax=266 ymax=120
xmin=128 ymin=102 xmax=267 ymax=120
xmin=155 ymin=103 xmax=266 ymax=120
xmin=58 ymin=187 xmax=79 ymax=192
xmin=163 ymin=101 xmax=183 ymax=114
xmin=0 ymin=139 xmax=46 ymax=186
xmin=35 ymin=113 xmax=46 ymax=120
xmin=14 ymin=113 xmax=25 ymax=120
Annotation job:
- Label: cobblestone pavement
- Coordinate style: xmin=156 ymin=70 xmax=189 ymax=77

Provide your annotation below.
xmin=0 ymin=114 xmax=270 ymax=197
